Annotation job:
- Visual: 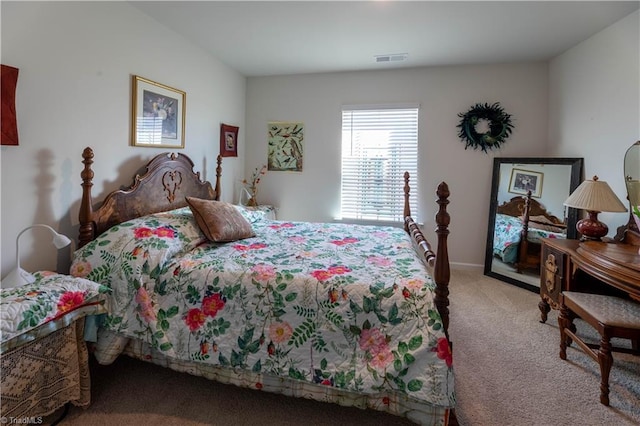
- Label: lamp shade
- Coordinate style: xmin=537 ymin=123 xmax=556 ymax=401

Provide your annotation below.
xmin=563 ymin=176 xmax=627 ymax=213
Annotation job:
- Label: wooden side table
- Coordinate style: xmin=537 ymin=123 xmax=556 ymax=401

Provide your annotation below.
xmin=539 ymin=238 xmax=579 ymax=323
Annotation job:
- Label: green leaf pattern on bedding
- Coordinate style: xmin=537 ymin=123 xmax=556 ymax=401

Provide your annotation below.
xmin=71 ymin=208 xmax=454 ymax=407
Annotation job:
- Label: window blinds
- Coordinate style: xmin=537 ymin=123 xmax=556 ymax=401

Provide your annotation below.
xmin=340 ymin=106 xmax=419 ymax=223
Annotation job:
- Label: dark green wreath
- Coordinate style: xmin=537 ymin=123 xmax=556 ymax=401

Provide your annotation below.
xmin=457 ymin=102 xmax=514 ymax=152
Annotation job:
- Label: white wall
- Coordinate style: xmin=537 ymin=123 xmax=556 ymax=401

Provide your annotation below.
xmin=0 ymin=2 xmax=246 ymax=279
xmin=549 ymin=10 xmax=640 ymax=236
xmin=246 ymin=64 xmax=549 ymax=267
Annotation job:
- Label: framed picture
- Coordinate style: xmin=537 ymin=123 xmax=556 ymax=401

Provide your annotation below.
xmin=509 ymin=168 xmax=544 ymax=198
xmin=267 ymin=122 xmax=304 ymax=172
xmin=220 ymin=123 xmax=239 ymax=157
xmin=131 ymin=75 xmax=185 ymax=148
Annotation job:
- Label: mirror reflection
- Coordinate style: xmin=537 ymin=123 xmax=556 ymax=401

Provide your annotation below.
xmin=624 ymin=141 xmax=640 ymax=235
xmin=484 ymin=158 xmax=584 ymax=292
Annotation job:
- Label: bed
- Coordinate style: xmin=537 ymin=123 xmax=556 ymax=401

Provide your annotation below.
xmin=71 ymin=147 xmax=455 ymax=425
xmin=493 ymin=191 xmax=566 ymax=273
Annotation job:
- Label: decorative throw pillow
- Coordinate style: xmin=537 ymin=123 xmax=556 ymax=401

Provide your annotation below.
xmin=185 ymin=197 xmax=255 ymax=242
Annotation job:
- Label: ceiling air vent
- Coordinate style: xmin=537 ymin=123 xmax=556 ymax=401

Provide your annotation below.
xmin=375 ymin=53 xmax=408 ymax=63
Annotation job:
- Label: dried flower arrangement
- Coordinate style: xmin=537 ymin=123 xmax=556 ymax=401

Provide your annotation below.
xmin=243 ymin=165 xmax=267 ymax=206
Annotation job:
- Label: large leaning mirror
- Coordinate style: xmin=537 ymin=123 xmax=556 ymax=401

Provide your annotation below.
xmin=623 ymin=140 xmax=640 ymax=240
xmin=484 ymin=157 xmax=584 ymax=292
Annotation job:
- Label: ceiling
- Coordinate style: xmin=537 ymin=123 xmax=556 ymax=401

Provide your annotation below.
xmin=131 ymin=1 xmax=639 ymax=77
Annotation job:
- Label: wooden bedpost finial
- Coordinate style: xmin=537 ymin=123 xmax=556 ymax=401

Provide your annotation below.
xmin=79 ymin=147 xmax=95 ymax=247
xmin=215 ymin=155 xmax=222 ymax=201
xmin=403 ymin=172 xmax=411 ymax=232
xmin=434 ymin=181 xmax=451 ymax=339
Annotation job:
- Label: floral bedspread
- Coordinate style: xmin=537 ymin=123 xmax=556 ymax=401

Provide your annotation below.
xmin=493 ymin=213 xmax=564 ymax=264
xmin=1 ymin=273 xmax=108 ymax=353
xmin=71 ymin=207 xmax=454 ymax=409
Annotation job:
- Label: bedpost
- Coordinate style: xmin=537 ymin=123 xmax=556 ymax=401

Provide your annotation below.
xmin=79 ymin=147 xmax=95 ymax=248
xmin=516 ymin=190 xmax=532 ymax=273
xmin=434 ymin=182 xmax=451 ymax=338
xmin=215 ymin=154 xmax=222 ymax=201
xmin=403 ymin=172 xmax=411 ymax=232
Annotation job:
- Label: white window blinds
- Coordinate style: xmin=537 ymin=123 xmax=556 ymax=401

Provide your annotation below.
xmin=340 ymin=106 xmax=419 ymax=223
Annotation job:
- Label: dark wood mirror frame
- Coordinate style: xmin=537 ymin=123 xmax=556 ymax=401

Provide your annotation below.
xmin=484 ymin=157 xmax=584 ymax=292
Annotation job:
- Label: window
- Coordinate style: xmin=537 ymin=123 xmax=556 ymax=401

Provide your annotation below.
xmin=340 ymin=105 xmax=419 ymax=223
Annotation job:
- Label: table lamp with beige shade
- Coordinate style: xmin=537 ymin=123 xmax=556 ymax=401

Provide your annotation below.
xmin=563 ymin=176 xmax=628 ymax=240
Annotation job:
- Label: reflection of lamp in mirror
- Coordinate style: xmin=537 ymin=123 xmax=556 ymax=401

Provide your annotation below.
xmin=563 ymin=176 xmax=628 ymax=240
xmin=2 ymin=224 xmax=72 ymax=288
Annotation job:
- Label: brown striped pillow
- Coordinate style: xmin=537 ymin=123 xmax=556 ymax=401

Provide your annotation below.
xmin=185 ymin=197 xmax=255 ymax=242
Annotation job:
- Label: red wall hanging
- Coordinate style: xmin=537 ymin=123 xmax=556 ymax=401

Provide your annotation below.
xmin=1 ymin=64 xmax=19 ymax=146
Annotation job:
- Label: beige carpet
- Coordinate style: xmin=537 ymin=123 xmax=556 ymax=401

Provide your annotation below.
xmin=49 ymin=270 xmax=639 ymax=426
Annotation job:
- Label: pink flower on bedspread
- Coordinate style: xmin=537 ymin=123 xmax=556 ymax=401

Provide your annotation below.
xmin=185 ymin=308 xmax=206 ymax=331
xmin=288 ymin=236 xmax=306 ymax=244
xmin=269 ymin=222 xmax=296 ymax=230
xmin=134 ymin=227 xmax=154 ymax=239
xmin=269 ymin=321 xmax=293 ymax=344
xmin=70 ymin=260 xmax=92 ymax=278
xmin=330 ymin=237 xmax=359 ymax=246
xmin=202 ymin=293 xmax=225 ymax=318
xmin=56 ymin=291 xmax=85 ymax=314
xmin=233 ymin=242 xmax=268 ymax=251
xmin=367 ymin=256 xmax=393 ymax=267
xmin=311 ymin=270 xmax=333 ymax=282
xmin=135 ymin=287 xmax=152 ymax=306
xmin=135 ymin=287 xmax=157 ymax=323
xmin=252 ymin=264 xmax=276 ymax=282
xmin=371 ymin=347 xmax=394 ymax=369
xmin=400 ymin=278 xmax=425 ymax=292
xmin=328 ymin=265 xmax=351 ymax=275
xmin=359 ymin=328 xmax=387 ymax=352
xmin=155 ymin=226 xmax=176 ymax=238
xmin=434 ymin=337 xmax=453 ymax=368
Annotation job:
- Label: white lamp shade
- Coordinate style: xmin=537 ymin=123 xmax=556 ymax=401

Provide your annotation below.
xmin=563 ymin=176 xmax=628 ymax=213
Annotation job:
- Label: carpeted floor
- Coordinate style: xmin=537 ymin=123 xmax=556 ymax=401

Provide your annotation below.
xmin=50 ymin=269 xmax=639 ymax=426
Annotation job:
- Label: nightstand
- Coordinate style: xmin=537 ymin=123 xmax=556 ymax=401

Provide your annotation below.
xmin=245 ymin=204 xmax=277 ymax=220
xmin=538 ymin=238 xmax=579 ymax=323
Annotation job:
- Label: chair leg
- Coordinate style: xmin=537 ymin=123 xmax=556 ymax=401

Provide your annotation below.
xmin=558 ymin=305 xmax=573 ymax=360
xmin=598 ymin=336 xmax=614 ymax=406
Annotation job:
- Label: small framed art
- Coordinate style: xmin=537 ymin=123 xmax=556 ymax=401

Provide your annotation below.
xmin=131 ymin=75 xmax=185 ymax=148
xmin=509 ymin=169 xmax=543 ymax=198
xmin=220 ymin=123 xmax=239 ymax=157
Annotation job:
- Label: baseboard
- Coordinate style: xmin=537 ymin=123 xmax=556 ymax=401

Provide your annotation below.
xmin=451 ymin=262 xmax=483 ymax=271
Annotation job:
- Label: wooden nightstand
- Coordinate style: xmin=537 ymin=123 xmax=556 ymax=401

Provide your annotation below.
xmin=538 ymin=238 xmax=579 ymax=323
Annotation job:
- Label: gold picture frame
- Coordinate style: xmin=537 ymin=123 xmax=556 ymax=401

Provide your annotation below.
xmin=131 ymin=75 xmax=185 ymax=148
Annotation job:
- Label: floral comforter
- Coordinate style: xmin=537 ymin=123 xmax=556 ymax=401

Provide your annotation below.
xmin=70 ymin=207 xmax=454 ymax=411
xmin=1 ymin=273 xmax=108 ymax=353
xmin=493 ymin=213 xmax=564 ymax=263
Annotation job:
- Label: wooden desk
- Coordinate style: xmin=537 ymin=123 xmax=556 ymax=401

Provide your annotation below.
xmin=539 ymin=238 xmax=640 ymax=323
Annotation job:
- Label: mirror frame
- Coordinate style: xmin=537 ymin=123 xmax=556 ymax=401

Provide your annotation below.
xmin=484 ymin=157 xmax=584 ymax=292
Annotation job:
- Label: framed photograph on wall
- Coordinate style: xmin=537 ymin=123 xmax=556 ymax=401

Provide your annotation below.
xmin=131 ymin=75 xmax=185 ymax=148
xmin=220 ymin=123 xmax=239 ymax=157
xmin=509 ymin=168 xmax=544 ymax=198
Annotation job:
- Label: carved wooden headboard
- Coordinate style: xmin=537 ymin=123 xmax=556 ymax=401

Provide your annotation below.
xmin=78 ymin=147 xmax=221 ymax=247
xmin=496 ymin=193 xmax=563 ymax=225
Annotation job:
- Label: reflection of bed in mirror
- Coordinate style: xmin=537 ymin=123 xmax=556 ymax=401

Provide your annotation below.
xmin=485 ymin=157 xmax=583 ymax=292
xmin=492 ymin=191 xmax=567 ymax=274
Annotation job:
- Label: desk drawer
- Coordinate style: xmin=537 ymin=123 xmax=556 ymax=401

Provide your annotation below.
xmin=540 ymin=243 xmax=566 ymax=308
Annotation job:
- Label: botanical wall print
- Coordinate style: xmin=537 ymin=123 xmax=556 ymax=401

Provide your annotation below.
xmin=457 ymin=102 xmax=513 ymax=153
xmin=131 ymin=75 xmax=186 ymax=148
xmin=1 ymin=64 xmax=19 ymax=146
xmin=220 ymin=123 xmax=239 ymax=157
xmin=267 ymin=122 xmax=304 ymax=172
xmin=509 ymin=168 xmax=543 ymax=198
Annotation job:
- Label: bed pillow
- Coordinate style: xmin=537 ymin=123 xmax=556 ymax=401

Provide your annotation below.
xmin=186 ymin=197 xmax=255 ymax=242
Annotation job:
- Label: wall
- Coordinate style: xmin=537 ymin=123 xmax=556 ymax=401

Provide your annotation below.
xmin=246 ymin=64 xmax=549 ymax=267
xmin=549 ymin=10 xmax=640 ymax=236
xmin=0 ymin=2 xmax=246 ymax=279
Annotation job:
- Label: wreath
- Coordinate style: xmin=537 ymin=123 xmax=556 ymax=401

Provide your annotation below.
xmin=457 ymin=102 xmax=514 ymax=152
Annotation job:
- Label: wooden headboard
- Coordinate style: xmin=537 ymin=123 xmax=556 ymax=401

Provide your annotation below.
xmin=78 ymin=147 xmax=222 ymax=247
xmin=496 ymin=193 xmax=564 ymax=225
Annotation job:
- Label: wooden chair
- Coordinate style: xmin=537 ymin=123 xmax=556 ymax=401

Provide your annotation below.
xmin=558 ymin=291 xmax=640 ymax=406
